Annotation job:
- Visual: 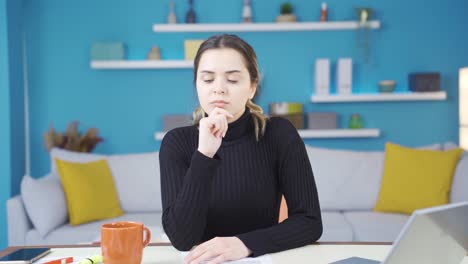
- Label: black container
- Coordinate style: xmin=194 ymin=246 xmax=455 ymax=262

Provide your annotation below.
xmin=408 ymin=72 xmax=440 ymax=92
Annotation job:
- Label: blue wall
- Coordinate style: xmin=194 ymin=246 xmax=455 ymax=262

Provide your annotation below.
xmin=1 ymin=0 xmax=25 ymax=249
xmin=8 ymin=0 xmax=25 ymax=197
xmin=0 ymin=0 xmax=12 ymax=250
xmin=23 ymin=0 xmax=468 ymax=178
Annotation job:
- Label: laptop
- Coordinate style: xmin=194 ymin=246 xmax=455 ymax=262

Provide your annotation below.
xmin=331 ymin=201 xmax=468 ymax=264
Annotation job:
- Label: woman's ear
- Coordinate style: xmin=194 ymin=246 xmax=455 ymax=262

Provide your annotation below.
xmin=249 ymin=83 xmax=257 ymax=99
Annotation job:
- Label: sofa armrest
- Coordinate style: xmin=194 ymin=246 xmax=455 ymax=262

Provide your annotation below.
xmin=7 ymin=195 xmax=32 ymax=246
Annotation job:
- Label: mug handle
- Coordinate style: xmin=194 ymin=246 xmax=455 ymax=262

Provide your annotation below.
xmin=143 ymin=226 xmax=151 ymax=247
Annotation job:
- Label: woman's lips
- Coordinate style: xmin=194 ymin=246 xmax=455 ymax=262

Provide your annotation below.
xmin=212 ymin=101 xmax=228 ymax=108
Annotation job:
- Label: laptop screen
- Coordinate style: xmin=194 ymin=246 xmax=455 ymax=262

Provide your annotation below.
xmin=383 ymin=202 xmax=468 ymax=264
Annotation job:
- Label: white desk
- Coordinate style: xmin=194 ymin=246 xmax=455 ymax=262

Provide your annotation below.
xmin=28 ymin=244 xmax=468 ymax=264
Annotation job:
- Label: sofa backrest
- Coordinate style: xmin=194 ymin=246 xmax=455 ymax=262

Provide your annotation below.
xmin=107 ymin=152 xmax=161 ymax=212
xmin=48 ymin=142 xmax=460 ymax=214
xmin=49 ymin=148 xmax=162 ymax=213
xmin=50 ymin=148 xmax=105 ymax=174
xmin=450 ymin=153 xmax=468 ymax=203
xmin=305 ymin=145 xmax=384 ymax=211
xmin=444 ymin=142 xmax=468 ymax=203
xmin=304 ymin=143 xmax=444 ymax=211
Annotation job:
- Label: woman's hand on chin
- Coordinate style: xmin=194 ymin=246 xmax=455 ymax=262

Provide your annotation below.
xmin=198 ymin=107 xmax=233 ymax=158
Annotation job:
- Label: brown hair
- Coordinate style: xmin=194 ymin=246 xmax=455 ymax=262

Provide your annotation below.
xmin=192 ymin=34 xmax=267 ymax=141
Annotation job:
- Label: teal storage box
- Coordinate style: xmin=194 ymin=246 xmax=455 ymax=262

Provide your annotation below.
xmin=91 ymin=42 xmax=127 ymax=60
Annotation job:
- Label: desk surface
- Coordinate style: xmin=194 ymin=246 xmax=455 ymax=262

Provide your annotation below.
xmin=1 ymin=243 xmax=468 ymax=264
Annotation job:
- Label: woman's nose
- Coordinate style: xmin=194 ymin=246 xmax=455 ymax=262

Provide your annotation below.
xmin=214 ymin=89 xmax=225 ymax=94
xmin=213 ymin=81 xmax=227 ymax=94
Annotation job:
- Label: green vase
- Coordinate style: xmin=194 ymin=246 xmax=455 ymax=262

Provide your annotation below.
xmin=348 ymin=114 xmax=363 ymax=129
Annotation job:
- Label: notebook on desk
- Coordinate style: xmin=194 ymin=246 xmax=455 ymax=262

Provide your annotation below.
xmin=330 ymin=201 xmax=468 ymax=264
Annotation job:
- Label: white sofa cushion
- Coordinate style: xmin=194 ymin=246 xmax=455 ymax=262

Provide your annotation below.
xmin=318 ymin=212 xmax=353 ymax=242
xmin=343 ymin=211 xmax=409 ymax=242
xmin=305 ymin=146 xmax=384 ymax=211
xmin=20 ymin=174 xmax=68 ymax=237
xmin=107 ymin=152 xmax=162 ymax=212
xmin=443 ymin=142 xmax=461 ymax=151
xmin=50 ymin=148 xmax=105 ymax=175
xmin=450 ymin=152 xmax=468 ymax=203
xmin=49 ymin=148 xmax=162 ymax=213
xmin=25 ymin=212 xmax=163 ymax=245
xmin=306 ymin=144 xmax=442 ymax=211
xmin=434 ymin=142 xmax=468 ymax=203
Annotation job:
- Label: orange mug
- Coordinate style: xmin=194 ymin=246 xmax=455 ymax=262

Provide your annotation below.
xmin=101 ymin=221 xmax=151 ymax=264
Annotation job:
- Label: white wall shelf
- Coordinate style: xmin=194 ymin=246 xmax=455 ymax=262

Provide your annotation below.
xmin=152 ymin=21 xmax=380 ymax=33
xmin=298 ymin=129 xmax=380 ymax=138
xmin=90 ymin=60 xmax=193 ymax=69
xmin=154 ymin=128 xmax=380 ymax=141
xmin=310 ymin=91 xmax=447 ymax=103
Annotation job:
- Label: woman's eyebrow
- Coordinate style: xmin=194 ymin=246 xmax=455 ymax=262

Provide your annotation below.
xmin=199 ymin=70 xmax=241 ymax=74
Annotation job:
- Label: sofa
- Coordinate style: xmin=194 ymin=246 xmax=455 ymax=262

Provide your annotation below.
xmin=7 ymin=142 xmax=468 ymax=246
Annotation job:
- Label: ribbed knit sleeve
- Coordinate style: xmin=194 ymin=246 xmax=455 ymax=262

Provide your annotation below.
xmin=236 ymin=118 xmax=323 ymax=256
xmin=159 ymin=129 xmax=220 ymax=251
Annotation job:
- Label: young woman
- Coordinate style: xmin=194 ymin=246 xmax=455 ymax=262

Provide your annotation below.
xmin=159 ymin=34 xmax=322 ymax=264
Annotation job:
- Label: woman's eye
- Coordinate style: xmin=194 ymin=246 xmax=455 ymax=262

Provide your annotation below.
xmin=203 ymin=79 xmax=214 ymax=83
xmin=228 ymin=80 xmax=238 ymax=84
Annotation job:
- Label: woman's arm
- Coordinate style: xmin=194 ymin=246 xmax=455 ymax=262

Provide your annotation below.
xmin=159 ymin=130 xmax=220 ymax=251
xmin=236 ymin=118 xmax=323 ymax=257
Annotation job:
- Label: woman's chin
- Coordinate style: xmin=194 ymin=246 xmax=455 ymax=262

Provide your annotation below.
xmin=204 ymin=106 xmax=232 ymax=116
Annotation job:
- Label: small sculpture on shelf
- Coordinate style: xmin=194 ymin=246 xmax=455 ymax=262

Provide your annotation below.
xmin=242 ymin=0 xmax=253 ymax=23
xmin=167 ymin=0 xmax=177 ymax=24
xmin=44 ymin=121 xmax=103 ymax=153
xmin=185 ymin=0 xmax=196 ymax=23
xmin=276 ymin=2 xmax=297 ymax=23
xmin=147 ymin=46 xmax=161 ymax=60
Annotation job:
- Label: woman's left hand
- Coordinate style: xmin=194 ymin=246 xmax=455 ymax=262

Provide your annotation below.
xmin=184 ymin=237 xmax=251 ymax=264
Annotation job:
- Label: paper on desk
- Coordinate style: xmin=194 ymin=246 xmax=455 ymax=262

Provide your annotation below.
xmin=181 ymin=252 xmax=273 ymax=264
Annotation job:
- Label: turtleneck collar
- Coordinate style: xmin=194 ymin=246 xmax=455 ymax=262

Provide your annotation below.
xmin=223 ymin=108 xmax=253 ymax=142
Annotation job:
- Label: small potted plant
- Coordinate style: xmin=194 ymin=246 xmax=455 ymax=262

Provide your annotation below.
xmin=276 ymin=2 xmax=297 ymax=23
xmin=44 ymin=121 xmax=103 ymax=153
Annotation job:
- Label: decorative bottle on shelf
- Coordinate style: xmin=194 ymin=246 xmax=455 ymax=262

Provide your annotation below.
xmin=242 ymin=0 xmax=252 ymax=23
xmin=167 ymin=0 xmax=177 ymax=24
xmin=320 ymin=2 xmax=328 ymax=22
xmin=185 ymin=0 xmax=196 ymax=23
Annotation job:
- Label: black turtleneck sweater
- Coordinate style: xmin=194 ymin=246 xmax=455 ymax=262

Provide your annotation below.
xmin=159 ymin=109 xmax=322 ymax=257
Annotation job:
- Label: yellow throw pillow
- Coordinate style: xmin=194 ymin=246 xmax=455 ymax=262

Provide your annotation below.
xmin=374 ymin=143 xmax=463 ymax=214
xmin=55 ymin=159 xmax=123 ymax=225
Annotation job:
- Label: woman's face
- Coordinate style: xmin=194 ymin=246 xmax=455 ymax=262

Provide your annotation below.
xmin=196 ymin=48 xmax=256 ymax=123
